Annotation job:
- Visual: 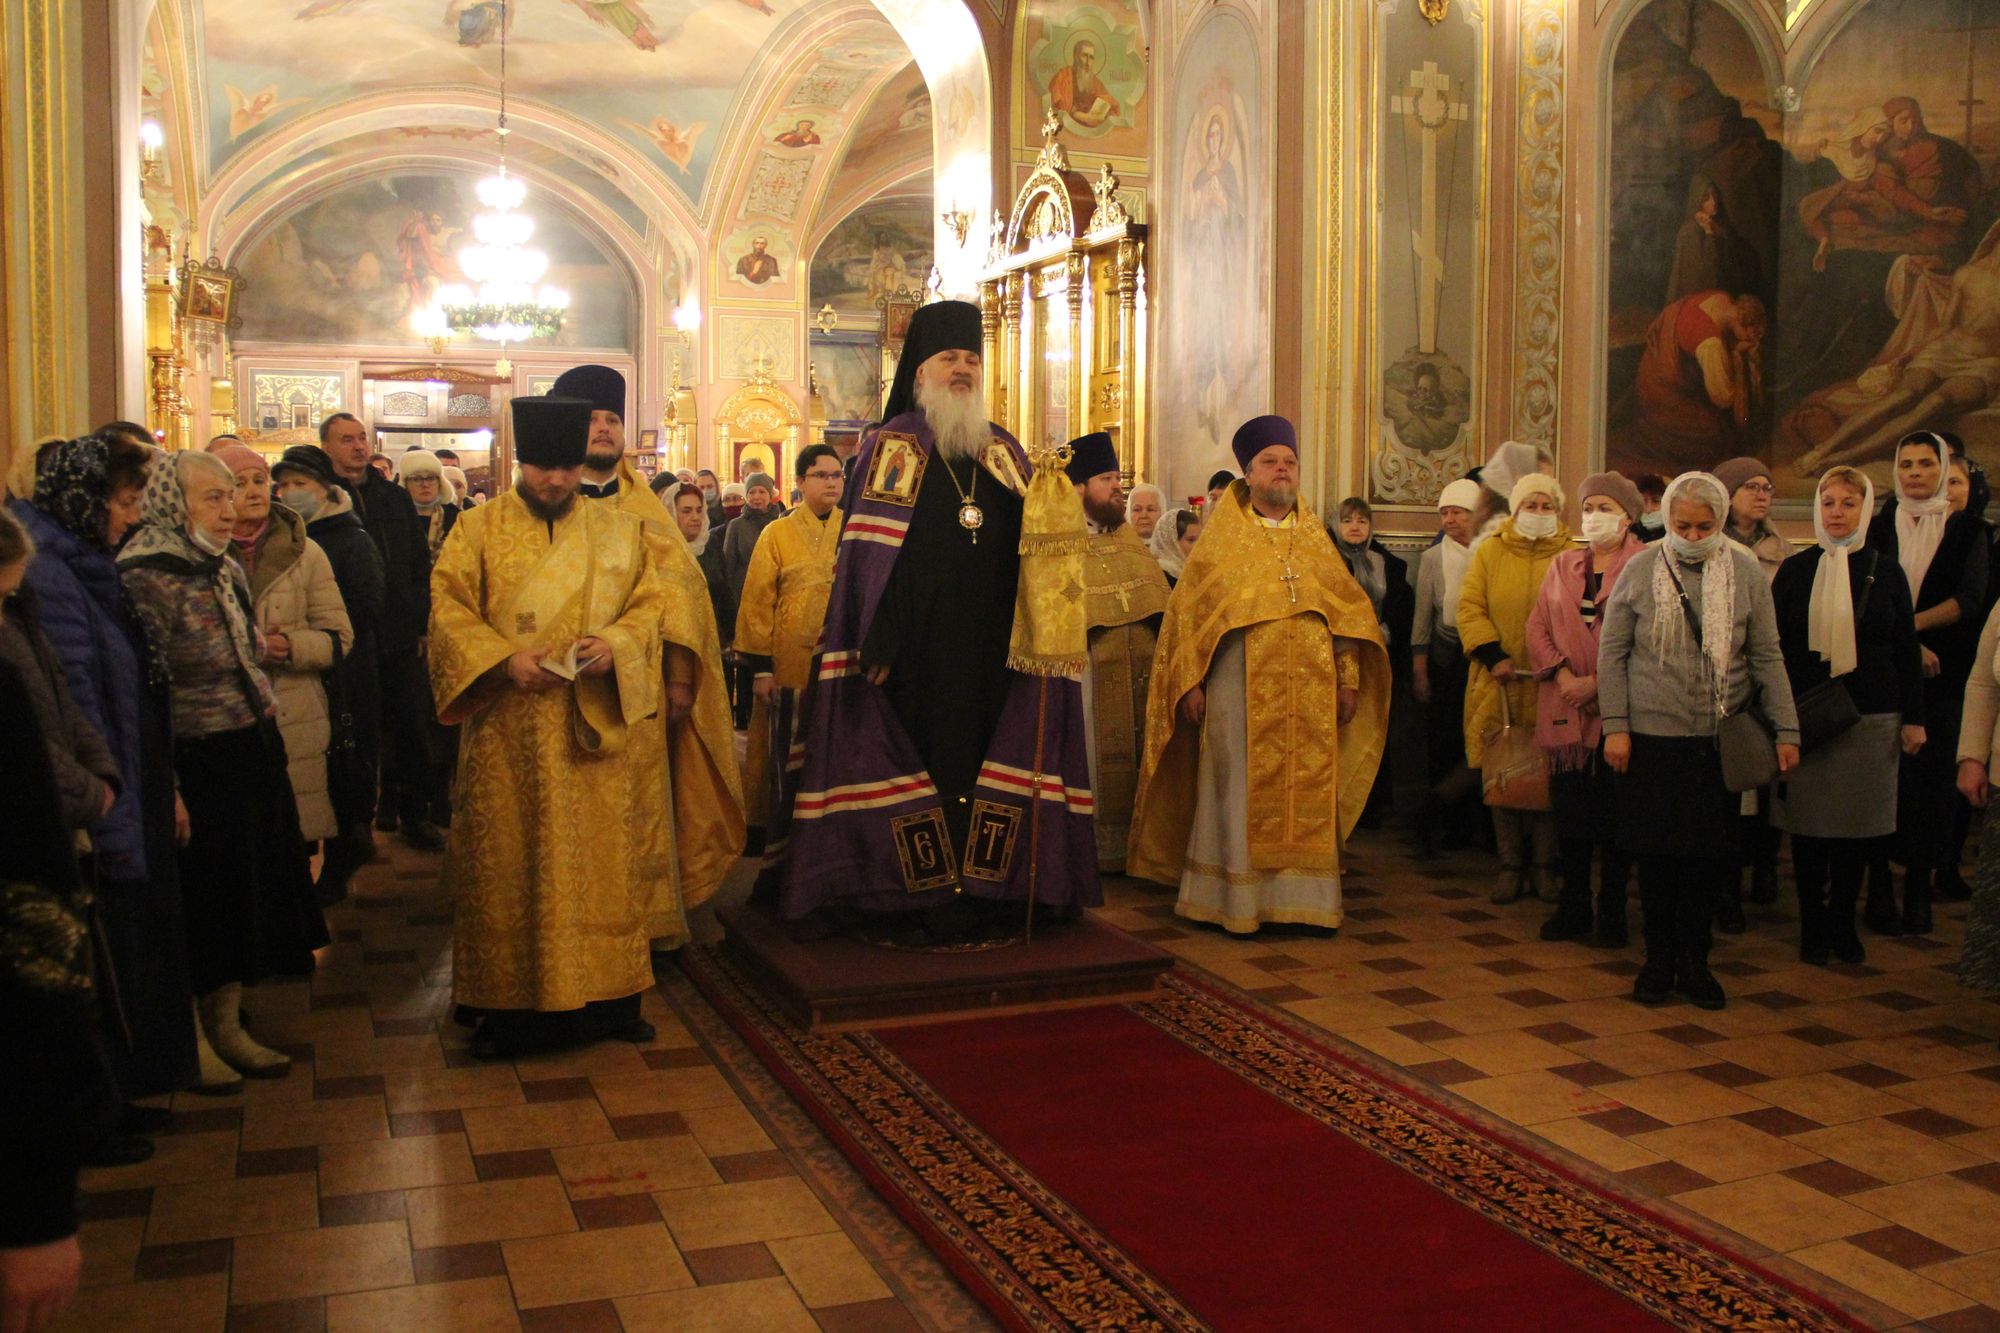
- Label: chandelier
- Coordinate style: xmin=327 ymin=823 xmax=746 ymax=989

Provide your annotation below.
xmin=435 ymin=0 xmax=566 ymax=369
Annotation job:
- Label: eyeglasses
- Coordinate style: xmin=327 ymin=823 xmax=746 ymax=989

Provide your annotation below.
xmin=1737 ymin=481 xmax=1775 ymax=495
xmin=804 ymin=469 xmax=844 ymax=481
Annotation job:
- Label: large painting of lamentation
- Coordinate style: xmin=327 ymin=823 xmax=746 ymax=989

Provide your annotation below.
xmin=1602 ymin=1 xmax=1781 ymax=483
xmin=1370 ymin=0 xmax=1483 ymax=506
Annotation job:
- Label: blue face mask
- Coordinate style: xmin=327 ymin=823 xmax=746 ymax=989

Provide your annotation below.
xmin=1667 ymin=530 xmax=1724 ymax=561
xmin=282 ymin=489 xmax=322 ymax=521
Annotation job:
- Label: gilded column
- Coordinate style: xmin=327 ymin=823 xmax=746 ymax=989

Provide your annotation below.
xmin=1511 ymin=0 xmax=1564 ymax=453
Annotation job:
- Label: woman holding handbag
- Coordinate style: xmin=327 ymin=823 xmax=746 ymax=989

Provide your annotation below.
xmin=1525 ymin=473 xmax=1647 ymax=947
xmin=1771 ymin=467 xmax=1925 ymax=966
xmin=1601 ymin=472 xmax=1798 ymax=1010
xmin=1864 ymin=432 xmax=1989 ymax=937
xmin=1459 ymin=471 xmax=1570 ymax=905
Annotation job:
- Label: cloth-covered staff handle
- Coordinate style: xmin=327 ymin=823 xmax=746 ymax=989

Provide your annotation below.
xmin=1015 ymin=441 xmax=1086 ymax=943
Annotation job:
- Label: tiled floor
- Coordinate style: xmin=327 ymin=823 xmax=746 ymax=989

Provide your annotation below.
xmin=1094 ymin=840 xmax=2000 ymax=1332
xmin=58 ymin=827 xmax=2000 ymax=1330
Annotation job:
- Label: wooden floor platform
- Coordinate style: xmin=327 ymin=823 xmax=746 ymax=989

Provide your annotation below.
xmin=715 ymin=902 xmax=1176 ymax=1032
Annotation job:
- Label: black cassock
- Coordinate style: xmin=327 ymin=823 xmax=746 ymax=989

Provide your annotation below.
xmin=859 ymin=449 xmax=1024 ymax=852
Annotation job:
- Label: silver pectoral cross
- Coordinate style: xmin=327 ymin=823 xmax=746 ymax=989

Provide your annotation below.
xmin=1279 ymin=563 xmax=1301 ymax=604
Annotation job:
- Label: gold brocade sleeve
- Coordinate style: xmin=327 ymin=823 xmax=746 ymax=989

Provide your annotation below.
xmin=665 ymin=644 xmax=696 ymax=687
xmin=1127 ymin=484 xmax=1391 ymax=884
xmin=428 ymin=508 xmax=514 ymax=726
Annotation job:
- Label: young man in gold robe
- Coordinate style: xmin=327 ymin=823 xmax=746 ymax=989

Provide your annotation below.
xmin=735 ymin=444 xmax=845 ymax=889
xmin=550 ymin=364 xmax=743 ymax=924
xmin=429 ymin=395 xmax=671 ymax=1058
xmin=1129 ymin=415 xmax=1390 ymax=934
xmin=1066 ymin=432 xmax=1168 ymax=871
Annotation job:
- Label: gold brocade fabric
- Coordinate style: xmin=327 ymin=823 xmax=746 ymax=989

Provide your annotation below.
xmin=1083 ymin=525 xmax=1171 ymax=630
xmin=428 ymin=494 xmax=671 ymax=1011
xmin=1089 ymin=621 xmax=1157 ymax=871
xmin=736 ymin=505 xmax=842 ymax=820
xmin=586 ymin=461 xmax=745 ymax=911
xmin=1008 ymin=442 xmax=1089 ymax=677
xmin=1128 ymin=483 xmax=1389 ymax=882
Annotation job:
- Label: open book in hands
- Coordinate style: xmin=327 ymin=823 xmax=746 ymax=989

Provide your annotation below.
xmin=537 ymin=639 xmax=606 ymax=682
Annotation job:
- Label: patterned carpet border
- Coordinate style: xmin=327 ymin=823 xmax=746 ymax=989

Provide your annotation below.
xmin=1139 ymin=972 xmax=1869 ymax=1333
xmin=682 ymin=945 xmax=1869 ymax=1333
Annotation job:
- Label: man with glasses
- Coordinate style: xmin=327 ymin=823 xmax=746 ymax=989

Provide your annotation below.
xmin=736 ymin=445 xmax=845 ymax=893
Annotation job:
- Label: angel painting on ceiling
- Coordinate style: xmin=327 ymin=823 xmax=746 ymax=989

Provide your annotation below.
xmin=563 ymin=0 xmax=663 ymax=50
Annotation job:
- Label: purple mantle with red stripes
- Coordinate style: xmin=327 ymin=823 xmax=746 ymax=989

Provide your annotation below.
xmin=776 ymin=413 xmax=1101 ymax=920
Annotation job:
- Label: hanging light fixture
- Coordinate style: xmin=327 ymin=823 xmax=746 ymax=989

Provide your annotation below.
xmin=436 ymin=0 xmax=567 ymax=373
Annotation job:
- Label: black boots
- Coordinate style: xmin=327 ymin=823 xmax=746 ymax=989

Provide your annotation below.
xmin=1863 ymin=854 xmax=1901 ymax=936
xmin=1633 ymin=859 xmax=1725 ymax=1009
xmin=1902 ymin=866 xmax=1934 ymax=936
xmin=1633 ymin=865 xmax=1676 ymax=1004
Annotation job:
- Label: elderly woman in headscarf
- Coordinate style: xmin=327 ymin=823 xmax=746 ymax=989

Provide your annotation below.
xmin=1525 ymin=473 xmax=1646 ymax=947
xmin=1148 ymin=506 xmax=1201 ymax=588
xmin=1862 ymin=430 xmax=1989 ymax=937
xmin=1125 ymin=483 xmax=1165 ymax=544
xmin=1772 ymin=467 xmax=1924 ymax=966
xmin=117 ymin=450 xmax=328 ymax=1083
xmin=1410 ymin=479 xmax=1484 ymax=854
xmin=9 ymin=436 xmax=205 ymax=1102
xmin=1459 ymin=469 xmax=1570 ymax=904
xmin=1601 ymin=472 xmax=1798 ymax=1011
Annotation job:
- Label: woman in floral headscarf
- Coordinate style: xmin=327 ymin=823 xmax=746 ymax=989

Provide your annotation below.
xmin=9 ymin=435 xmax=204 ymax=1106
xmin=118 ymin=451 xmax=327 ymax=1086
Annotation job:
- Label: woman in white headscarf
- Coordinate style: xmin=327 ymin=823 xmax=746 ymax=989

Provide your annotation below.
xmin=1148 ymin=506 xmax=1201 ymax=588
xmin=1862 ymin=430 xmax=1990 ymax=937
xmin=1410 ymin=478 xmax=1484 ymax=852
xmin=1771 ymin=467 xmax=1924 ymax=966
xmin=1600 ymin=472 xmax=1798 ymax=1011
xmin=1125 ymin=483 xmax=1165 ymax=543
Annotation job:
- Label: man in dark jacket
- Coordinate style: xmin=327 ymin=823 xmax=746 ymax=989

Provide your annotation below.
xmin=318 ymin=414 xmax=441 ymax=850
xmin=721 ymin=471 xmax=781 ymax=728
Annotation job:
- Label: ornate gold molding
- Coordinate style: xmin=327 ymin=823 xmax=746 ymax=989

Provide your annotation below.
xmin=12 ymin=0 xmax=72 ymax=443
xmin=1511 ymin=0 xmax=1563 ymax=453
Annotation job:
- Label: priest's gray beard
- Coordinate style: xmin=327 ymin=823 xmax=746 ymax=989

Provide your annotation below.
xmin=915 ymin=379 xmax=990 ymax=463
xmin=1249 ymin=481 xmax=1296 ymax=515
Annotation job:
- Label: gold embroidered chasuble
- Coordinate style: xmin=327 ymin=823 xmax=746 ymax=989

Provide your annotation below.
xmin=1082 ymin=524 xmax=1169 ymax=871
xmin=1128 ymin=483 xmax=1390 ymax=883
xmin=428 ymin=493 xmax=671 ymax=1012
xmin=584 ymin=459 xmax=744 ymax=912
xmin=735 ymin=505 xmax=843 ymax=822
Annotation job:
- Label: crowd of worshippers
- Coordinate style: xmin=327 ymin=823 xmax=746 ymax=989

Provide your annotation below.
xmin=14 ymin=310 xmax=2000 ymax=1326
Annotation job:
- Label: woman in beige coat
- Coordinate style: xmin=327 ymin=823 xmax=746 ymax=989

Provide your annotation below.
xmin=219 ymin=446 xmax=353 ymax=841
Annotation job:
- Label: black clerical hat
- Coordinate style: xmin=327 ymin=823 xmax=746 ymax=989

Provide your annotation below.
xmin=1062 ymin=432 xmax=1119 ymax=485
xmin=511 ymin=396 xmax=592 ymax=469
xmin=881 ymin=300 xmax=983 ymax=422
xmin=549 ymin=364 xmax=626 ymax=420
xmin=1231 ymin=414 xmax=1297 ymax=469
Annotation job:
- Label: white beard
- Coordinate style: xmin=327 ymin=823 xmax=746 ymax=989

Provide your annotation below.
xmin=915 ymin=379 xmax=991 ymax=463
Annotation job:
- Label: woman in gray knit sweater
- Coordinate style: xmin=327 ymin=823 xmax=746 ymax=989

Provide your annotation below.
xmin=1600 ymin=472 xmax=1799 ymax=1011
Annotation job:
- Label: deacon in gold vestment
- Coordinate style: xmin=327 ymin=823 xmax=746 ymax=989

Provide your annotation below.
xmin=1065 ymin=433 xmax=1168 ymax=872
xmin=1129 ymin=416 xmax=1390 ymax=933
xmin=429 ymin=396 xmax=671 ymax=1057
xmin=735 ymin=445 xmax=844 ymax=870
xmin=553 ymin=364 xmax=743 ymax=921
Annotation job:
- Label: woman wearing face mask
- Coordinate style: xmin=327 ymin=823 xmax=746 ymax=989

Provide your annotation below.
xmin=1525 ymin=474 xmax=1647 ymax=947
xmin=219 ymin=446 xmax=356 ymax=886
xmin=271 ymin=446 xmax=385 ymax=902
xmin=1459 ymin=472 xmax=1570 ymax=904
xmin=1411 ymin=480 xmax=1485 ymax=854
xmin=1631 ymin=472 xmax=1669 ymax=543
xmin=117 ymin=451 xmax=328 ymax=1081
xmin=1771 ymin=468 xmax=1924 ymax=966
xmin=1862 ymin=431 xmax=1989 ymax=937
xmin=1601 ymin=473 xmax=1799 ymax=1010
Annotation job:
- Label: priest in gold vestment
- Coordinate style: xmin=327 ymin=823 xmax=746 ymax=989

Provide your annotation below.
xmin=1066 ymin=432 xmax=1168 ymax=871
xmin=552 ymin=363 xmax=743 ymax=921
xmin=429 ymin=396 xmax=672 ymax=1058
xmin=735 ymin=444 xmax=844 ymax=887
xmin=1129 ymin=415 xmax=1390 ymax=933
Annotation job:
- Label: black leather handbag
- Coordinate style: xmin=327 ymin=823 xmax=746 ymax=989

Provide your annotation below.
xmin=1793 ymin=551 xmax=1878 ymax=755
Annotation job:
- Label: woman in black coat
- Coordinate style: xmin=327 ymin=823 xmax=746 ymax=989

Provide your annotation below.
xmin=1865 ymin=431 xmax=1989 ymax=935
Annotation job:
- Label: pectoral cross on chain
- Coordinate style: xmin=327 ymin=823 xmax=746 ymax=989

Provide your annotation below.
xmin=1279 ymin=561 xmax=1301 ymax=605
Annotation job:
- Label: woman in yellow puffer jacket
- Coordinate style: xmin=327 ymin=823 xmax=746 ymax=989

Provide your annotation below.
xmin=1459 ymin=472 xmax=1571 ymax=905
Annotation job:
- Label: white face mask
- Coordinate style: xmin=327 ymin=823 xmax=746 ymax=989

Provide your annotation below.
xmin=1514 ymin=511 xmax=1558 ymax=540
xmin=189 ymin=526 xmax=230 ymax=556
xmin=1580 ymin=511 xmax=1626 ymax=545
xmin=1668 ymin=530 xmax=1725 ymax=561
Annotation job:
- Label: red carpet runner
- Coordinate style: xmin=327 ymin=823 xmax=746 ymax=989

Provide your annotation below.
xmin=683 ymin=948 xmax=1867 ymax=1332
